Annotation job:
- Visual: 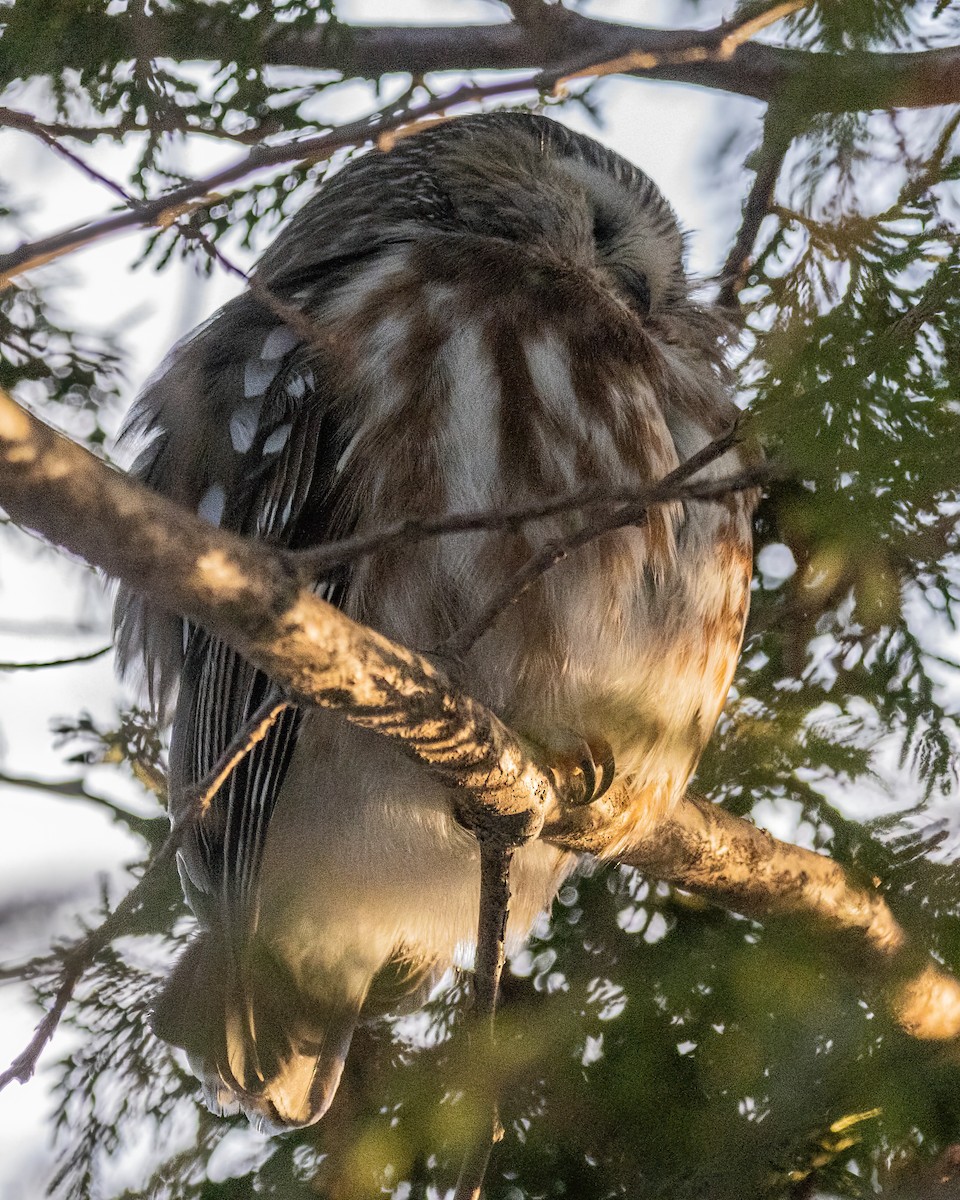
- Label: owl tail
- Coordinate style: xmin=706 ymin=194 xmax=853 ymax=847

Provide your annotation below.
xmin=151 ymin=933 xmax=360 ymax=1131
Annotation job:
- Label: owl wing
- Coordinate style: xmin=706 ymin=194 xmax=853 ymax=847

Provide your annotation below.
xmin=114 ymin=291 xmax=348 ymax=933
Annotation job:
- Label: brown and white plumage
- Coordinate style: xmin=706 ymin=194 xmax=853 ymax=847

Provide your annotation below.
xmin=114 ymin=113 xmax=754 ymax=1130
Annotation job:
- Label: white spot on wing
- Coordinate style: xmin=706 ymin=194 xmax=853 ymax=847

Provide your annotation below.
xmin=197 ymin=482 xmax=226 ymax=527
xmin=261 ymin=326 xmax=299 ymax=360
xmin=262 ymin=423 xmax=292 ymax=455
xmin=229 ymin=398 xmax=262 ymax=453
xmin=286 ymin=371 xmax=311 ymax=401
xmin=244 ymin=358 xmax=278 ymax=399
xmin=334 ymin=429 xmax=361 ymax=476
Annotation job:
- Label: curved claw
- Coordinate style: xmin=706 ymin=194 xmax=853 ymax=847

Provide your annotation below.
xmin=585 ymin=736 xmax=616 ymax=803
xmin=548 ymin=729 xmax=616 ymax=807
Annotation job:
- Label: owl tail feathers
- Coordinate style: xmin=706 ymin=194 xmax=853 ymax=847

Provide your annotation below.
xmin=151 ymin=933 xmax=360 ymax=1132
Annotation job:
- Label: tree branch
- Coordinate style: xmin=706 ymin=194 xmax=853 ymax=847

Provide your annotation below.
xmin=0 ymin=766 xmax=162 ymax=840
xmin=0 ymin=108 xmax=132 ymax=203
xmin=1 ymin=382 xmax=959 ymax=1102
xmin=74 ymin=9 xmax=960 ymax=112
xmin=0 ymin=692 xmax=290 ymax=1090
xmin=4 ymin=8 xmax=956 ymax=292
xmin=292 ymin=424 xmax=764 ymax=580
xmin=0 ymin=646 xmax=111 ymax=670
xmin=454 ymin=840 xmax=513 ymax=1200
xmin=440 ymin=427 xmax=762 ymax=656
xmin=547 ymin=792 xmax=960 ymax=1040
xmin=718 ymin=102 xmax=797 ymax=310
xmin=0 ymin=387 xmax=576 ymax=837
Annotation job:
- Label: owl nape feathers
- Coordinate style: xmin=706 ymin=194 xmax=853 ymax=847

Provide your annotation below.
xmin=114 ymin=112 xmax=755 ymax=1131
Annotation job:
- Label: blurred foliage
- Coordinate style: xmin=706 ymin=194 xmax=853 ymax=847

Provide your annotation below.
xmin=2 ymin=0 xmax=960 ymax=1198
xmin=0 ymin=194 xmax=123 ymax=441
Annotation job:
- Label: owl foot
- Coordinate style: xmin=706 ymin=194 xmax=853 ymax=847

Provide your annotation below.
xmin=547 ymin=729 xmax=615 ymax=807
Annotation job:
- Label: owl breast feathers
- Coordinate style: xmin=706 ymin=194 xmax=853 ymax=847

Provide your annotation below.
xmin=113 ymin=112 xmax=755 ymax=1131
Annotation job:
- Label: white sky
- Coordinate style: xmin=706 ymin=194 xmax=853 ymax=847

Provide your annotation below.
xmin=0 ymin=0 xmax=769 ymax=1192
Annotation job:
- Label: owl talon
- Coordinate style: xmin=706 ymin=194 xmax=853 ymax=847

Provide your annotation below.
xmin=587 ymin=737 xmax=616 ymax=804
xmin=547 ymin=729 xmax=615 ymax=806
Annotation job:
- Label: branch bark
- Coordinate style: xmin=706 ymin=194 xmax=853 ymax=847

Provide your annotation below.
xmin=38 ymin=8 xmax=960 ymax=112
xmin=2 ymin=384 xmax=959 ymax=1048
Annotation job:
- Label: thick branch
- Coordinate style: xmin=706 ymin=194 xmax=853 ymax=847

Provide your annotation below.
xmin=2 ymin=386 xmax=958 ymax=1047
xmin=4 ymin=9 xmax=957 ymax=290
xmin=60 ymin=9 xmax=960 ymax=112
xmin=0 ymin=388 xmax=567 ymax=841
xmin=547 ymin=792 xmax=960 ymax=1040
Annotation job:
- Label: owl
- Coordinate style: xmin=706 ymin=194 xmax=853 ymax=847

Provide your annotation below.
xmin=114 ymin=112 xmax=755 ymax=1131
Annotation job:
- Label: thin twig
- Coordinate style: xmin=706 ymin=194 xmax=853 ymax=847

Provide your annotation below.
xmin=718 ymin=103 xmax=797 ymax=311
xmin=0 ymin=646 xmax=111 ymax=671
xmin=0 ymin=107 xmax=275 ymax=145
xmin=292 ymin=427 xmax=762 ymax=580
xmin=181 ymin=695 xmax=289 ymax=816
xmin=0 ymin=767 xmax=163 ymax=838
xmin=0 ymin=107 xmax=133 ymax=203
xmin=0 ymin=76 xmax=540 ymax=290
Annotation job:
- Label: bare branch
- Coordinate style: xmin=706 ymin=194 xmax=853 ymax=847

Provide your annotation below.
xmin=0 ymin=829 xmax=180 ymax=1091
xmin=0 ymin=646 xmax=110 ymax=671
xmin=0 ymin=107 xmax=132 ymax=203
xmin=547 ymin=793 xmax=960 ymax=1041
xmin=128 ymin=10 xmax=960 ymax=110
xmin=0 ymin=767 xmax=163 ymax=842
xmin=560 ymin=0 xmax=809 ymax=84
xmin=718 ymin=102 xmax=797 ymax=310
xmin=293 ymin=425 xmax=766 ymax=580
xmin=0 ymin=107 xmax=273 ymax=145
xmin=183 ymin=695 xmax=289 ymax=817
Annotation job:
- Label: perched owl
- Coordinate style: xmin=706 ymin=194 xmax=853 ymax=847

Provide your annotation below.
xmin=114 ymin=112 xmax=755 ymax=1131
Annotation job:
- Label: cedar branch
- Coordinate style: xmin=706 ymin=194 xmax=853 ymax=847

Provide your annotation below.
xmin=28 ymin=10 xmax=960 ymax=112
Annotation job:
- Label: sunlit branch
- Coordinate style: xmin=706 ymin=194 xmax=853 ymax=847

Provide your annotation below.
xmin=547 ymin=792 xmax=960 ymax=1041
xmin=1 ymin=381 xmax=959 ymax=1118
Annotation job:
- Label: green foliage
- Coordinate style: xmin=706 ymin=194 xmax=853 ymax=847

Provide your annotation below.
xmin=40 ymin=866 xmax=960 ymax=1199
